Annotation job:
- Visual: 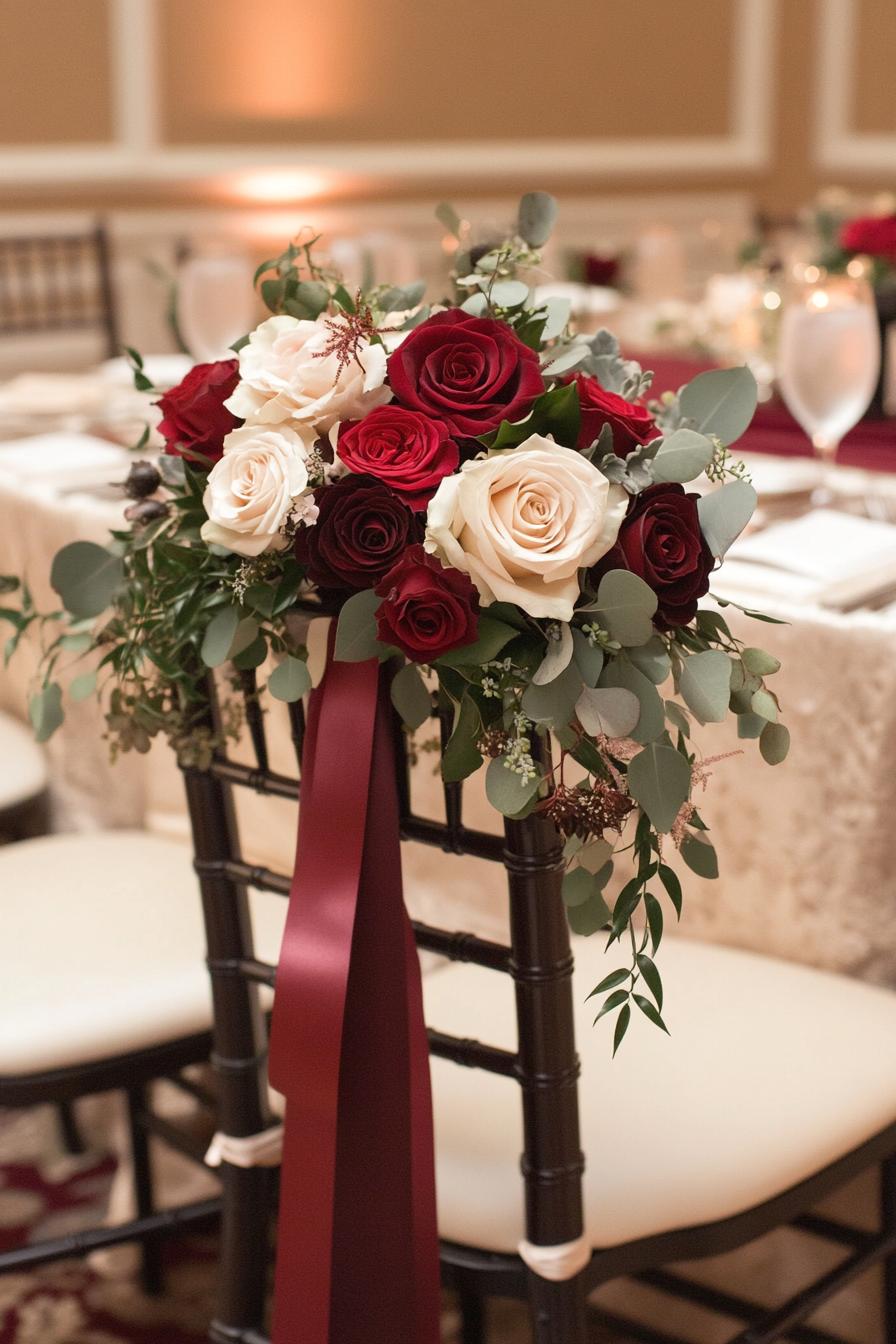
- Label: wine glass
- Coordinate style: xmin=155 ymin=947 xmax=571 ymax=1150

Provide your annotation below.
xmin=777 ymin=269 xmax=880 ymax=505
xmin=177 ymin=252 xmax=257 ymax=363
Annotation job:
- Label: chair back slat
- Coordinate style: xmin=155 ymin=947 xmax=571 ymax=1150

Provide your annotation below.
xmin=0 ymin=223 xmax=119 ymax=357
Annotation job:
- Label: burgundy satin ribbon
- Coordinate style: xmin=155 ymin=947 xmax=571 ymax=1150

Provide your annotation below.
xmin=268 ymin=632 xmax=441 ymax=1344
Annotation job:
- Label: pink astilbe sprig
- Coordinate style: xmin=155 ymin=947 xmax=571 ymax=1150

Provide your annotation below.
xmin=313 ymin=296 xmax=381 ymax=378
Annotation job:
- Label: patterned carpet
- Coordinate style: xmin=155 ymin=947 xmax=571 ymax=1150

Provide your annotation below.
xmin=0 ymin=1103 xmax=537 ymax=1344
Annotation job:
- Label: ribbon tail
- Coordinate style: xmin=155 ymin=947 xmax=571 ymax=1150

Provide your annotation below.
xmin=268 ymin=642 xmax=440 ymax=1344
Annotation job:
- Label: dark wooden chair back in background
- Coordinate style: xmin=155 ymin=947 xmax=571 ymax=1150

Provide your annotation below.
xmin=0 ymin=221 xmax=119 ymax=359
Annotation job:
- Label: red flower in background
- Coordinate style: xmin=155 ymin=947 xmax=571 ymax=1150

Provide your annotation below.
xmin=387 ymin=309 xmax=543 ymax=437
xmin=840 ymin=214 xmax=896 ymax=265
xmin=590 ymin=482 xmax=713 ymax=630
xmin=294 ymin=473 xmax=421 ymax=592
xmin=374 ymin=546 xmax=479 ymax=662
xmin=569 ymin=373 xmax=657 ymax=458
xmin=337 ymin=406 xmax=459 ymax=510
xmin=157 ymin=359 xmax=241 ymax=463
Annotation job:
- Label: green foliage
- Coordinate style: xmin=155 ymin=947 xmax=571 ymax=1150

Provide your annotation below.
xmin=268 ymin=656 xmax=312 ymax=703
xmin=50 ymin=542 xmax=124 ymax=619
xmin=390 ymin=662 xmax=433 ymax=730
xmin=679 ymin=366 xmax=758 ymax=445
xmin=627 ymin=743 xmax=692 ymax=833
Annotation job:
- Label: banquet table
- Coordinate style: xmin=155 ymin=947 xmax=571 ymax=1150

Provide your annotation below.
xmin=3 ymin=367 xmax=896 ymax=1340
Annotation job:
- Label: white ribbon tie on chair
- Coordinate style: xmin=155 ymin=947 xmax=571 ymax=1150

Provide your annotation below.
xmin=517 ymin=1235 xmax=591 ymax=1281
xmin=205 ymin=1124 xmax=285 ymax=1170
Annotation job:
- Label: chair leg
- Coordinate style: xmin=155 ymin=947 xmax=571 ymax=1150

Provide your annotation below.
xmin=126 ymin=1084 xmax=162 ymax=1295
xmin=882 ymin=1155 xmax=896 ymax=1341
xmin=56 ymin=1099 xmax=85 ymax=1155
xmin=457 ymin=1286 xmax=487 ymax=1344
xmin=526 ymin=1270 xmax=588 ymax=1344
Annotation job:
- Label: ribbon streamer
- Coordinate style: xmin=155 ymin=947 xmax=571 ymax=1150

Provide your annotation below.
xmin=268 ymin=634 xmax=441 ymax=1344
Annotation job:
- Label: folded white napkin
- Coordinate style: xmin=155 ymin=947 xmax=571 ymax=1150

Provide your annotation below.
xmin=0 ymin=373 xmax=108 ymax=418
xmin=738 ymin=453 xmax=821 ymax=499
xmin=0 ymin=432 xmax=130 ymax=489
xmin=716 ymin=509 xmax=896 ymax=610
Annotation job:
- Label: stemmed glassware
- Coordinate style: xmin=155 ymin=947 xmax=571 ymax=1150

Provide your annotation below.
xmin=177 ymin=252 xmax=257 ymax=364
xmin=777 ymin=268 xmax=880 ymax=505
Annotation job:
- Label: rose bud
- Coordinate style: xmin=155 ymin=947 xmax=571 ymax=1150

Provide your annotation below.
xmin=124 ymin=460 xmax=162 ymax=499
xmin=124 ymin=499 xmax=170 ymax=526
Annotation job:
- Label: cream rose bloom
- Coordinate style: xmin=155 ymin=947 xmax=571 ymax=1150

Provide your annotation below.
xmin=424 ymin=434 xmax=628 ymax=620
xmin=226 ymin=314 xmax=391 ymax=433
xmin=201 ymin=424 xmax=313 ymax=558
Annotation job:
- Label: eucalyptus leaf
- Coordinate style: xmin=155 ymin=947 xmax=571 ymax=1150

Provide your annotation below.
xmin=742 ymin=646 xmax=781 ymax=676
xmin=490 ymin=279 xmax=529 ymax=309
xmin=627 ymin=742 xmax=692 ymax=833
xmin=532 ymin=623 xmax=573 ymax=685
xmin=737 ymin=711 xmax=766 ymax=739
xmin=760 ymin=721 xmax=790 ymax=764
xmin=441 ymin=694 xmax=483 ymax=782
xmin=517 ymin=191 xmax=558 ymax=247
xmin=542 ymin=344 xmax=589 ymax=377
xmin=664 ymin=700 xmax=691 ymax=737
xmin=679 ymin=649 xmax=732 ymax=724
xmin=334 ymin=589 xmax=385 ymax=663
xmin=201 ymin=607 xmax=240 ymax=668
xmin=751 ymin=687 xmax=779 ymax=722
xmin=50 ymin=541 xmax=124 ymax=619
xmin=595 ymin=570 xmax=658 ymax=647
xmin=697 ymin=479 xmax=758 ymax=558
xmin=485 ymin=756 xmax=542 ymax=817
xmin=232 ymin=633 xmax=268 ymax=670
xmin=460 ymin=292 xmax=488 ymax=316
xmin=572 ymin=629 xmax=604 ymax=687
xmin=627 ymin=636 xmax=671 ymax=685
xmin=436 ymin=616 xmax=516 ymax=669
xmin=577 ymin=837 xmax=613 ymax=874
xmin=69 ymin=671 xmax=97 ymax=702
xmin=378 ymin=281 xmax=426 ymax=313
xmin=390 ymin=662 xmax=433 ymax=730
xmin=563 ymin=867 xmax=598 ymax=908
xmin=268 ymin=656 xmax=312 ymax=703
xmin=600 ymin=660 xmax=665 ymax=743
xmin=575 ymin=686 xmax=640 ymax=738
xmin=679 ymin=365 xmax=758 ymax=445
xmin=435 ymin=201 xmax=462 ymax=238
xmin=681 ymin=832 xmax=719 ymax=879
xmin=29 ymin=682 xmax=63 ymax=743
xmin=651 ymin=428 xmax=715 ymax=484
xmin=567 ymin=889 xmax=612 ymax=936
xmin=541 ymin=296 xmax=571 ymax=341
xmin=521 ymin=660 xmax=583 ymax=728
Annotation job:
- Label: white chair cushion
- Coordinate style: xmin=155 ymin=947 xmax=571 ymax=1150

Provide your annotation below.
xmin=0 ymin=710 xmax=48 ymax=811
xmin=0 ymin=830 xmax=286 ymax=1076
xmin=425 ymin=936 xmax=896 ymax=1252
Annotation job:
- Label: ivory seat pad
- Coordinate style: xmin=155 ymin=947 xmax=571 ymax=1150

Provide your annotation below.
xmin=0 ymin=831 xmax=286 ymax=1076
xmin=425 ymin=935 xmax=896 ymax=1252
xmin=0 ymin=710 xmax=48 ymax=811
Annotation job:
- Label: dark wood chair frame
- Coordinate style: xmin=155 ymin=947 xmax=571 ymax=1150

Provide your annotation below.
xmin=0 ymin=221 xmax=120 ymax=359
xmin=183 ymin=661 xmax=896 ymax=1344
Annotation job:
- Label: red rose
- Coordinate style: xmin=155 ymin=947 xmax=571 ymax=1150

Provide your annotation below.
xmin=386 ymin=309 xmax=543 ymax=437
xmin=294 ymin=474 xmax=421 ymax=592
xmin=374 ymin=546 xmax=479 ymax=662
xmin=336 ymin=406 xmax=459 ymax=511
xmin=840 ymin=215 xmax=896 ymax=265
xmin=156 ymin=359 xmax=241 ymax=464
xmin=590 ymin=483 xmax=713 ymax=630
xmin=570 ymin=373 xmax=656 ymax=458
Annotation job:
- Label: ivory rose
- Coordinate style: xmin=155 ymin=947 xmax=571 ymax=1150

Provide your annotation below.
xmin=226 ymin=314 xmax=391 ymax=432
xmin=424 ymin=434 xmax=627 ymax=620
xmin=201 ymin=424 xmax=314 ymax=558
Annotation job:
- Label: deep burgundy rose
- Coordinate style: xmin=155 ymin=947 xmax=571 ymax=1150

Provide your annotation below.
xmin=157 ymin=359 xmax=241 ymax=463
xmin=590 ymin=483 xmax=713 ymax=630
xmin=840 ymin=214 xmax=896 ymax=266
xmin=569 ymin=373 xmax=657 ymax=458
xmin=386 ymin=309 xmax=544 ymax=437
xmin=294 ymin=474 xmax=421 ymax=592
xmin=337 ymin=406 xmax=459 ymax=510
xmin=374 ymin=546 xmax=479 ymax=662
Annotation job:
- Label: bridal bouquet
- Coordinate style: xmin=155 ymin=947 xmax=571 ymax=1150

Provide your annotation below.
xmin=4 ymin=193 xmax=787 ymax=1043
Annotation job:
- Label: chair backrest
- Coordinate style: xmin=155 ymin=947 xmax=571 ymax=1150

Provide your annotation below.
xmin=180 ymin=656 xmax=584 ymax=1324
xmin=0 ymin=221 xmax=119 ymax=359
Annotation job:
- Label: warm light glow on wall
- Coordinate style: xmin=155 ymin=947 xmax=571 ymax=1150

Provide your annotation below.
xmin=187 ymin=0 xmax=360 ymax=122
xmin=230 ymin=168 xmax=331 ymax=203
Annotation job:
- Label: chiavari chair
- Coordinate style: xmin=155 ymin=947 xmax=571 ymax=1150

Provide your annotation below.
xmin=0 ymin=221 xmax=119 ymax=360
xmin=186 ymin=648 xmax=896 ymax=1344
xmin=0 ymin=830 xmax=284 ymax=1293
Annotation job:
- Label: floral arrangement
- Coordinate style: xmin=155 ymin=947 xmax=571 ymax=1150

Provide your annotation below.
xmin=3 ymin=194 xmax=788 ymax=1045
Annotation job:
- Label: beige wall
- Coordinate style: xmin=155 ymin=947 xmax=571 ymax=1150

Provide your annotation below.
xmin=0 ymin=0 xmax=893 ymax=214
